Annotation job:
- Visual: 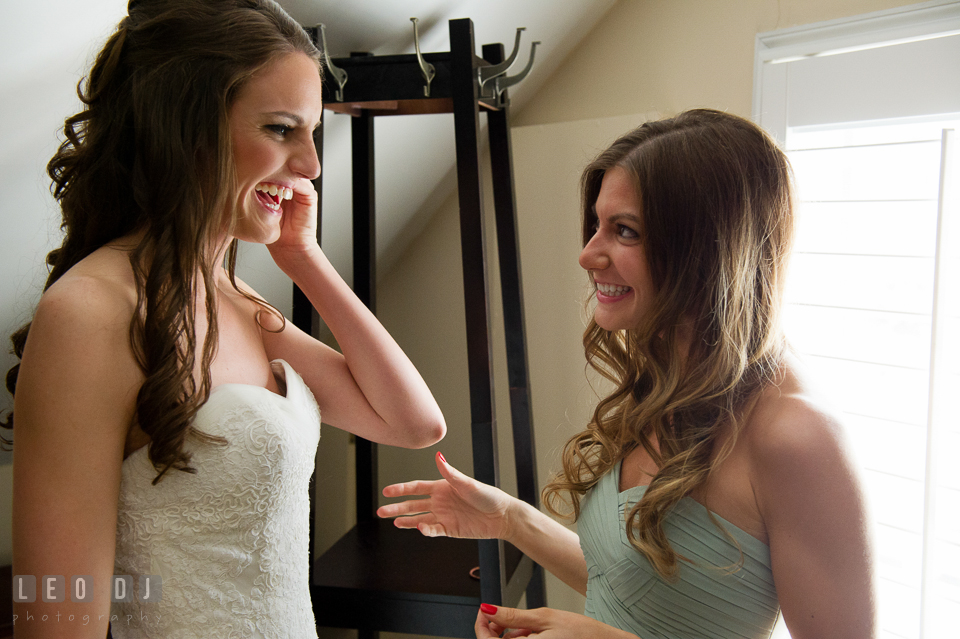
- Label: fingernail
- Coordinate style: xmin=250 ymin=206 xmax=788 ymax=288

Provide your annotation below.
xmin=438 ymin=451 xmax=447 ymax=464
xmin=480 ymin=603 xmax=497 ymax=615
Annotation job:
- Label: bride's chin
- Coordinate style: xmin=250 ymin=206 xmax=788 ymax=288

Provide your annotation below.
xmin=232 ymin=216 xmax=282 ymax=245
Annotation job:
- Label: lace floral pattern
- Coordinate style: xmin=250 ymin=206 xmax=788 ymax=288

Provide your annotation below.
xmin=112 ymin=360 xmax=321 ymax=639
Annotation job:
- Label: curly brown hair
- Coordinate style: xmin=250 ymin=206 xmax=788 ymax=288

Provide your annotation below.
xmin=2 ymin=0 xmax=321 ymax=482
xmin=542 ymin=109 xmax=795 ymax=578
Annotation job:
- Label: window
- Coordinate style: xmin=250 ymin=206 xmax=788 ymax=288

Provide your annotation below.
xmin=785 ymin=117 xmax=958 ymax=639
xmin=756 ymin=2 xmax=960 ymax=637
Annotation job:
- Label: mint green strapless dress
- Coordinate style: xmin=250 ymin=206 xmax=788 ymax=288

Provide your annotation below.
xmin=578 ymin=462 xmax=780 ymax=638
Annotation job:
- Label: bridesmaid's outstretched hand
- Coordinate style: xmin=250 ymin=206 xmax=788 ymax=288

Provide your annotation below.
xmin=378 ymin=452 xmax=517 ymax=541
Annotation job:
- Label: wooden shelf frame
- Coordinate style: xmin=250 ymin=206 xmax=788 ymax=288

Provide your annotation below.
xmin=296 ymin=18 xmax=544 ymax=638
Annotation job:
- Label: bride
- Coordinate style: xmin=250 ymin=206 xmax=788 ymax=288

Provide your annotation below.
xmin=6 ymin=1 xmax=445 ymax=637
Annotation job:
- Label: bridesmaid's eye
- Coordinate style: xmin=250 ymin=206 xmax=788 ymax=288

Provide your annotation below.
xmin=266 ymin=124 xmax=292 ymax=137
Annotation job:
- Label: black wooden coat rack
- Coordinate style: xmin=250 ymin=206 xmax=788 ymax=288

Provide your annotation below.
xmin=295 ymin=18 xmax=544 ymax=638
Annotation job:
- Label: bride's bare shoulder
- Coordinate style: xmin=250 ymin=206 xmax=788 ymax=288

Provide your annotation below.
xmin=40 ymin=239 xmax=141 ymax=317
xmin=14 ymin=241 xmax=146 ymax=512
xmin=25 ymin=239 xmax=142 ymax=381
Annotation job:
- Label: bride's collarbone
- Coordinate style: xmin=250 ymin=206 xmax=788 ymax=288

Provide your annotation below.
xmin=121 ymin=299 xmax=278 ymax=460
xmin=194 ymin=292 xmax=279 ymax=388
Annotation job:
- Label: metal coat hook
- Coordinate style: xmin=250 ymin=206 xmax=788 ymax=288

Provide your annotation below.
xmin=491 ymin=40 xmax=540 ymax=107
xmin=496 ymin=41 xmax=540 ymax=92
xmin=410 ymin=17 xmax=436 ymax=97
xmin=318 ymin=24 xmax=348 ymax=102
xmin=479 ymin=27 xmax=526 ymax=90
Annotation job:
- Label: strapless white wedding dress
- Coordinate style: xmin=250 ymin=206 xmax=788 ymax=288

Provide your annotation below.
xmin=112 ymin=359 xmax=321 ymax=638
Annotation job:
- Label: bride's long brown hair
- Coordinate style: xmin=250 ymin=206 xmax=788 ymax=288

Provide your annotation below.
xmin=542 ymin=109 xmax=795 ymax=578
xmin=2 ymin=0 xmax=320 ymax=482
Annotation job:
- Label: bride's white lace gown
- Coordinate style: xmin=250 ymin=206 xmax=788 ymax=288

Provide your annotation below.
xmin=112 ymin=359 xmax=321 ymax=638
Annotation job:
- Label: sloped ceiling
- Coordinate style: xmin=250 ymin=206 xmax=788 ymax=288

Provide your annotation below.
xmin=276 ymin=0 xmax=617 ymax=277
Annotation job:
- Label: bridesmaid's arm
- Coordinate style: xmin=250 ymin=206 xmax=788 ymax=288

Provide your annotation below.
xmin=752 ymin=396 xmax=877 ymax=639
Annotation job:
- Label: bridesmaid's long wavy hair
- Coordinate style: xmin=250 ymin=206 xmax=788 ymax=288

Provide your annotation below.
xmin=2 ymin=0 xmax=321 ymax=482
xmin=542 ymin=109 xmax=795 ymax=578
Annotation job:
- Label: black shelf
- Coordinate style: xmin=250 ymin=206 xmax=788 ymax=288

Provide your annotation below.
xmin=300 ymin=18 xmax=544 ymax=638
xmin=312 ymin=520 xmax=480 ymax=637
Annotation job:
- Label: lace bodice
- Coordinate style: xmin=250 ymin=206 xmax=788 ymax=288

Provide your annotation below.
xmin=112 ymin=359 xmax=321 ymax=639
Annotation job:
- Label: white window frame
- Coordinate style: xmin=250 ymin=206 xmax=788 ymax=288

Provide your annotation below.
xmin=753 ymin=0 xmax=960 ymax=142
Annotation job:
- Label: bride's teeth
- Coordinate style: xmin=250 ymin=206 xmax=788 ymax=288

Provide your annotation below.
xmin=255 ymin=183 xmax=292 ymax=203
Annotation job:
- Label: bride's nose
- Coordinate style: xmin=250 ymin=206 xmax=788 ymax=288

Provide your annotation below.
xmin=290 ymin=138 xmax=321 ymax=180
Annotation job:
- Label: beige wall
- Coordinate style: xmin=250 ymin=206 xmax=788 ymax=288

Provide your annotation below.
xmin=512 ymin=0 xmax=916 ymax=127
xmin=370 ymin=1 xmax=922 ymax=638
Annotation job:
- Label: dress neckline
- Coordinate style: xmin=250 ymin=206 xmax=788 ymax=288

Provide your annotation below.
xmin=123 ymin=360 xmax=298 ymax=463
xmin=209 ymin=359 xmax=289 ymax=400
xmin=612 ymin=460 xmax=769 ymax=549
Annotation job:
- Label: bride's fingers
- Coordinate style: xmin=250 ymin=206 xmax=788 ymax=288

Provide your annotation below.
xmin=291 ymin=176 xmax=317 ymax=200
xmin=381 ymin=479 xmax=439 ymax=499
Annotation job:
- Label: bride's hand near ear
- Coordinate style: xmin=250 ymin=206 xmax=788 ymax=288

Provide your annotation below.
xmin=266 ymin=177 xmax=321 ymax=270
xmin=255 ymin=175 xmax=445 ymax=450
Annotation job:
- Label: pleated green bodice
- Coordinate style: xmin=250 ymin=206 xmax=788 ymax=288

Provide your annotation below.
xmin=578 ymin=462 xmax=780 ymax=638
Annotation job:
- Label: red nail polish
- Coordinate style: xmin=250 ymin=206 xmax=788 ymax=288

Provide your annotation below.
xmin=438 ymin=451 xmax=447 ymax=464
xmin=480 ymin=603 xmax=497 ymax=615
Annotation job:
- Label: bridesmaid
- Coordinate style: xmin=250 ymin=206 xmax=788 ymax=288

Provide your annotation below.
xmin=379 ymin=109 xmax=876 ymax=639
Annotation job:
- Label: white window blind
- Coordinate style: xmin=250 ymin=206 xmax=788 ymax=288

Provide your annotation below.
xmin=755 ymin=3 xmax=960 ymax=637
xmin=783 ymin=118 xmax=959 ymax=639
